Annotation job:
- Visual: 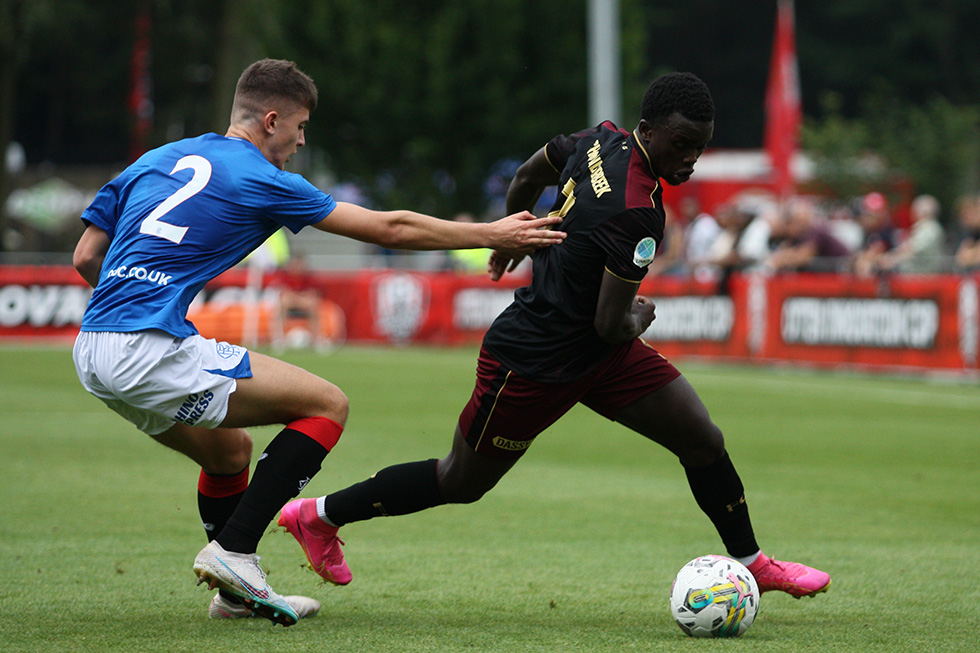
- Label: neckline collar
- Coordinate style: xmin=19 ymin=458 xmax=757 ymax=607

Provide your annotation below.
xmin=631 ymin=129 xmax=660 ymax=191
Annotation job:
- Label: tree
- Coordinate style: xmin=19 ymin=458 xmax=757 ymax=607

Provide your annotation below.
xmin=262 ymin=0 xmax=595 ymax=215
xmin=0 ymin=0 xmax=25 ymax=255
xmin=873 ymin=95 xmax=980 ymax=221
xmin=802 ymin=92 xmax=889 ymax=203
xmin=804 ymin=91 xmax=980 ymax=225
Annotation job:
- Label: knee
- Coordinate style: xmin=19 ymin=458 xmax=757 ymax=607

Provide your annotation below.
xmin=439 ymin=481 xmax=491 ymax=505
xmin=436 ymin=465 xmax=495 ymax=505
xmin=231 ymin=431 xmax=254 ymax=469
xmin=206 ymin=430 xmax=252 ymax=474
xmin=322 ymin=384 xmax=350 ymax=426
xmin=679 ymin=422 xmax=725 ymax=468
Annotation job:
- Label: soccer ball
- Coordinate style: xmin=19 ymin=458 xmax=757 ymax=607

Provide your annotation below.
xmin=284 ymin=326 xmax=314 ymax=349
xmin=669 ymin=555 xmax=760 ymax=637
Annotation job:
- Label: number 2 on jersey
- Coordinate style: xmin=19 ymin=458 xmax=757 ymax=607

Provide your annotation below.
xmin=139 ymin=155 xmax=212 ymax=244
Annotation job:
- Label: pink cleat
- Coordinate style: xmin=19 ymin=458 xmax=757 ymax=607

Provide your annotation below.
xmin=747 ymin=553 xmax=831 ymax=598
xmin=278 ymin=498 xmax=352 ymax=586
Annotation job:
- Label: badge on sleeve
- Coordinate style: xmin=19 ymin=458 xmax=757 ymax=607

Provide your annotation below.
xmin=633 ymin=237 xmax=657 ymax=267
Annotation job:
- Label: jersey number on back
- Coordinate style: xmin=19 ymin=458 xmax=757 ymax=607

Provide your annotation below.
xmin=139 ymin=155 xmax=212 ymax=244
xmin=548 ymin=178 xmax=577 ymax=219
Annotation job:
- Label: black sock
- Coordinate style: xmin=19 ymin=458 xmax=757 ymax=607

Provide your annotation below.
xmin=217 ymin=429 xmax=329 ymax=554
xmin=197 ymin=467 xmax=249 ymax=543
xmin=684 ymin=450 xmax=759 ymax=558
xmin=321 ymin=459 xmax=445 ymax=527
xmin=197 ymin=467 xmax=249 ymax=605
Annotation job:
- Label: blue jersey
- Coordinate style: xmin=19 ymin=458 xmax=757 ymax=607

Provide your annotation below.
xmin=80 ymin=133 xmax=335 ymax=337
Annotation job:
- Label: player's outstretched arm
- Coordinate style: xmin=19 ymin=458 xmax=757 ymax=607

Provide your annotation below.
xmin=73 ymin=224 xmax=111 ymax=288
xmin=312 ymin=202 xmax=564 ymax=252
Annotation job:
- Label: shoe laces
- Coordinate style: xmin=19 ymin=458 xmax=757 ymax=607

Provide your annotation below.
xmin=761 ymin=557 xmax=806 ymax=578
xmin=242 ymin=554 xmax=268 ymax=581
xmin=322 ymin=536 xmax=345 ymax=565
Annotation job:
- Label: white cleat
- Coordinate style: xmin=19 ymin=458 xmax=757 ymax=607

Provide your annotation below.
xmin=209 ymin=592 xmax=321 ymax=620
xmin=193 ymin=540 xmax=299 ymax=626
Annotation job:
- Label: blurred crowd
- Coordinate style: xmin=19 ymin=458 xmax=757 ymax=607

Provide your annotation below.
xmin=649 ymin=191 xmax=980 ymax=284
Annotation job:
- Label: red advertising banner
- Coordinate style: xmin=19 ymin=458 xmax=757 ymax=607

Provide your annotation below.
xmin=0 ymin=266 xmax=92 ymax=338
xmin=758 ymin=274 xmax=976 ymax=371
xmin=1 ymin=265 xmax=977 ymax=375
xmin=637 ymin=274 xmax=752 ymax=360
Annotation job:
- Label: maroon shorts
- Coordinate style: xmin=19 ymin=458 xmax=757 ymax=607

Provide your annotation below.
xmin=458 ymin=339 xmax=681 ymax=460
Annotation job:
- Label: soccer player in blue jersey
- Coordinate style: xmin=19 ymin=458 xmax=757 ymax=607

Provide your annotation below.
xmin=71 ymin=58 xmax=565 ymax=626
xmin=281 ymin=72 xmax=832 ymax=604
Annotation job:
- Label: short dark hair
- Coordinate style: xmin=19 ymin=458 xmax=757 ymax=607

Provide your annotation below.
xmin=640 ymin=72 xmax=714 ymax=126
xmin=231 ymin=59 xmax=318 ymax=123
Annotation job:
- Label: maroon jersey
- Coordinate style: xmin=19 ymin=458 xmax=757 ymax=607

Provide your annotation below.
xmin=483 ymin=121 xmax=665 ymax=382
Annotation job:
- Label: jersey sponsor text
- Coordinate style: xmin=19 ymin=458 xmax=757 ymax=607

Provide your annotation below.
xmin=105 ymin=264 xmax=173 ymax=286
xmin=491 ymin=436 xmax=533 ymax=452
xmin=175 ymin=390 xmax=214 ymax=425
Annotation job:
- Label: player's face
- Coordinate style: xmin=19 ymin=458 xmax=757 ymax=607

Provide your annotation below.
xmin=640 ymin=113 xmax=713 ymax=186
xmin=268 ymin=106 xmax=310 ymax=169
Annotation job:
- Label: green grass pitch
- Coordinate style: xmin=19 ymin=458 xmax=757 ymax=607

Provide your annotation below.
xmin=1 ymin=344 xmax=977 ymax=651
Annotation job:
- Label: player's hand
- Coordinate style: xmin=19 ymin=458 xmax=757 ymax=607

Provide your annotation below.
xmin=633 ymin=295 xmax=657 ymax=331
xmin=487 ymin=211 xmax=565 ymax=253
xmin=488 ymin=250 xmax=527 ymax=281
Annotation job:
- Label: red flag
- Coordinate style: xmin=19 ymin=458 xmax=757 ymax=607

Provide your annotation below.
xmin=764 ymin=0 xmax=801 ymax=200
xmin=128 ymin=5 xmax=153 ymax=162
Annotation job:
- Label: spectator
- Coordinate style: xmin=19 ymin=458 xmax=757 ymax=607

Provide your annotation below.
xmin=648 ymin=203 xmax=687 ymax=276
xmin=953 ymin=194 xmax=980 ymax=272
xmin=703 ymin=202 xmax=755 ymax=292
xmin=767 ymin=198 xmax=850 ymax=273
xmin=826 ymin=202 xmax=864 ymax=253
xmin=879 ymin=194 xmax=947 ymax=274
xmin=735 ymin=201 xmax=783 ymax=271
xmin=682 ymin=197 xmax=722 ymax=281
xmin=853 ymin=191 xmax=898 ymax=276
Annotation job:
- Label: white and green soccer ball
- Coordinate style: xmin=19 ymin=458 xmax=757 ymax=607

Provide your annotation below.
xmin=669 ymin=555 xmax=760 ymax=637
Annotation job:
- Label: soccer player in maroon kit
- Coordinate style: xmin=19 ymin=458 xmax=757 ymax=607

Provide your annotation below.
xmin=280 ymin=72 xmax=831 ymax=600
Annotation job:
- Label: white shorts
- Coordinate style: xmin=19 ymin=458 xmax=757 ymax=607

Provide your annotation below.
xmin=73 ymin=330 xmax=252 ymax=435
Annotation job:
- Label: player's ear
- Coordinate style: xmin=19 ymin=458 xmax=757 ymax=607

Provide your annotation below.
xmin=262 ymin=110 xmax=279 ymax=135
xmin=636 ymin=119 xmax=653 ymax=140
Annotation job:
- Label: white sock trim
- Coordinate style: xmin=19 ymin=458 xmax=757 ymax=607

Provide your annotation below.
xmin=315 ymin=496 xmax=337 ymax=527
xmin=734 ymin=550 xmax=762 ymax=567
